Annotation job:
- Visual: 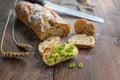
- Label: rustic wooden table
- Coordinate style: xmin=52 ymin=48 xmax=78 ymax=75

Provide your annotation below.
xmin=0 ymin=0 xmax=120 ymax=80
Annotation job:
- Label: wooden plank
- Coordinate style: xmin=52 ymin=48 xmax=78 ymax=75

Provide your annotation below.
xmin=54 ymin=0 xmax=120 ymax=80
xmin=0 ymin=0 xmax=54 ymax=80
xmin=0 ymin=0 xmax=120 ymax=80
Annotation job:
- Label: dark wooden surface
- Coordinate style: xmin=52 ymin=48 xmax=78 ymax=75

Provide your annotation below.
xmin=0 ymin=0 xmax=120 ymax=80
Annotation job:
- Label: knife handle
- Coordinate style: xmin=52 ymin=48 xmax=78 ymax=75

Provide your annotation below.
xmin=24 ymin=0 xmax=45 ymax=6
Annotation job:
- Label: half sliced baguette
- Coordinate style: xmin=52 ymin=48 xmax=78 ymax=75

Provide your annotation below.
xmin=38 ymin=36 xmax=78 ymax=66
xmin=74 ymin=19 xmax=95 ymax=36
xmin=15 ymin=1 xmax=70 ymax=40
xmin=68 ymin=34 xmax=95 ymax=48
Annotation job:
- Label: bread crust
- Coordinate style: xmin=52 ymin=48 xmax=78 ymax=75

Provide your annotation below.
xmin=68 ymin=34 xmax=95 ymax=48
xmin=15 ymin=1 xmax=70 ymax=40
xmin=74 ymin=19 xmax=95 ymax=36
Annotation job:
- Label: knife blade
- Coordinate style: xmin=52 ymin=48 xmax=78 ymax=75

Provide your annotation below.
xmin=25 ymin=0 xmax=104 ymax=23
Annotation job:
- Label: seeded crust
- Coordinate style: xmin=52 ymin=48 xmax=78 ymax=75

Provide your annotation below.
xmin=68 ymin=34 xmax=95 ymax=48
xmin=38 ymin=36 xmax=78 ymax=66
xmin=15 ymin=1 xmax=70 ymax=40
xmin=74 ymin=19 xmax=95 ymax=36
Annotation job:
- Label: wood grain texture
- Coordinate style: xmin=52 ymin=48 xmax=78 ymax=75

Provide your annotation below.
xmin=0 ymin=0 xmax=120 ymax=80
xmin=0 ymin=0 xmax=54 ymax=80
xmin=54 ymin=0 xmax=120 ymax=80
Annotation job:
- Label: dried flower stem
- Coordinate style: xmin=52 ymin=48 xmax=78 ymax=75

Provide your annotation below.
xmin=77 ymin=0 xmax=95 ymax=8
xmin=0 ymin=10 xmax=30 ymax=57
xmin=77 ymin=3 xmax=82 ymax=11
xmin=12 ymin=10 xmax=33 ymax=49
xmin=84 ymin=2 xmax=95 ymax=8
xmin=0 ymin=10 xmax=12 ymax=54
xmin=3 ymin=52 xmax=30 ymax=57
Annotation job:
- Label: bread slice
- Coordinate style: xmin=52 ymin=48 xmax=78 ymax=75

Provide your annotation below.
xmin=68 ymin=34 xmax=95 ymax=48
xmin=74 ymin=19 xmax=95 ymax=36
xmin=15 ymin=1 xmax=70 ymax=40
xmin=38 ymin=36 xmax=61 ymax=54
xmin=38 ymin=36 xmax=78 ymax=66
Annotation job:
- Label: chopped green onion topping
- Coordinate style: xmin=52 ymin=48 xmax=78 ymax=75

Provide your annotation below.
xmin=47 ymin=44 xmax=76 ymax=63
xmin=58 ymin=44 xmax=66 ymax=50
xmin=47 ymin=58 xmax=54 ymax=63
xmin=69 ymin=63 xmax=75 ymax=69
xmin=78 ymin=62 xmax=83 ymax=68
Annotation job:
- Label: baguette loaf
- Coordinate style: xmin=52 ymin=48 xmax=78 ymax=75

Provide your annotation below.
xmin=15 ymin=1 xmax=70 ymax=40
xmin=74 ymin=19 xmax=95 ymax=36
xmin=68 ymin=34 xmax=95 ymax=48
xmin=38 ymin=36 xmax=78 ymax=66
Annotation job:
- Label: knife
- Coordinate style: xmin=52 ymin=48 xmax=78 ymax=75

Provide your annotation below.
xmin=25 ymin=0 xmax=104 ymax=23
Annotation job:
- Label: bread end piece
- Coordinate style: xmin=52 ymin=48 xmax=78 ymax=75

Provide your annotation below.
xmin=68 ymin=34 xmax=95 ymax=48
xmin=74 ymin=19 xmax=95 ymax=36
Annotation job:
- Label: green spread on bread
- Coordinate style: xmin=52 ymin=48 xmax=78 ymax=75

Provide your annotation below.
xmin=47 ymin=44 xmax=76 ymax=63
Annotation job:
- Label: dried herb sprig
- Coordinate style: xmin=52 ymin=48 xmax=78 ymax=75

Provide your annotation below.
xmin=77 ymin=1 xmax=95 ymax=11
xmin=12 ymin=10 xmax=33 ymax=49
xmin=3 ymin=52 xmax=30 ymax=57
xmin=77 ymin=0 xmax=95 ymax=8
xmin=0 ymin=10 xmax=30 ymax=58
xmin=77 ymin=3 xmax=82 ymax=11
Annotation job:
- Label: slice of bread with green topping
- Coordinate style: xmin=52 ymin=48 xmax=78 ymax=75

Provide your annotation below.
xmin=38 ymin=36 xmax=60 ymax=54
xmin=68 ymin=34 xmax=95 ymax=48
xmin=38 ymin=36 xmax=78 ymax=66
